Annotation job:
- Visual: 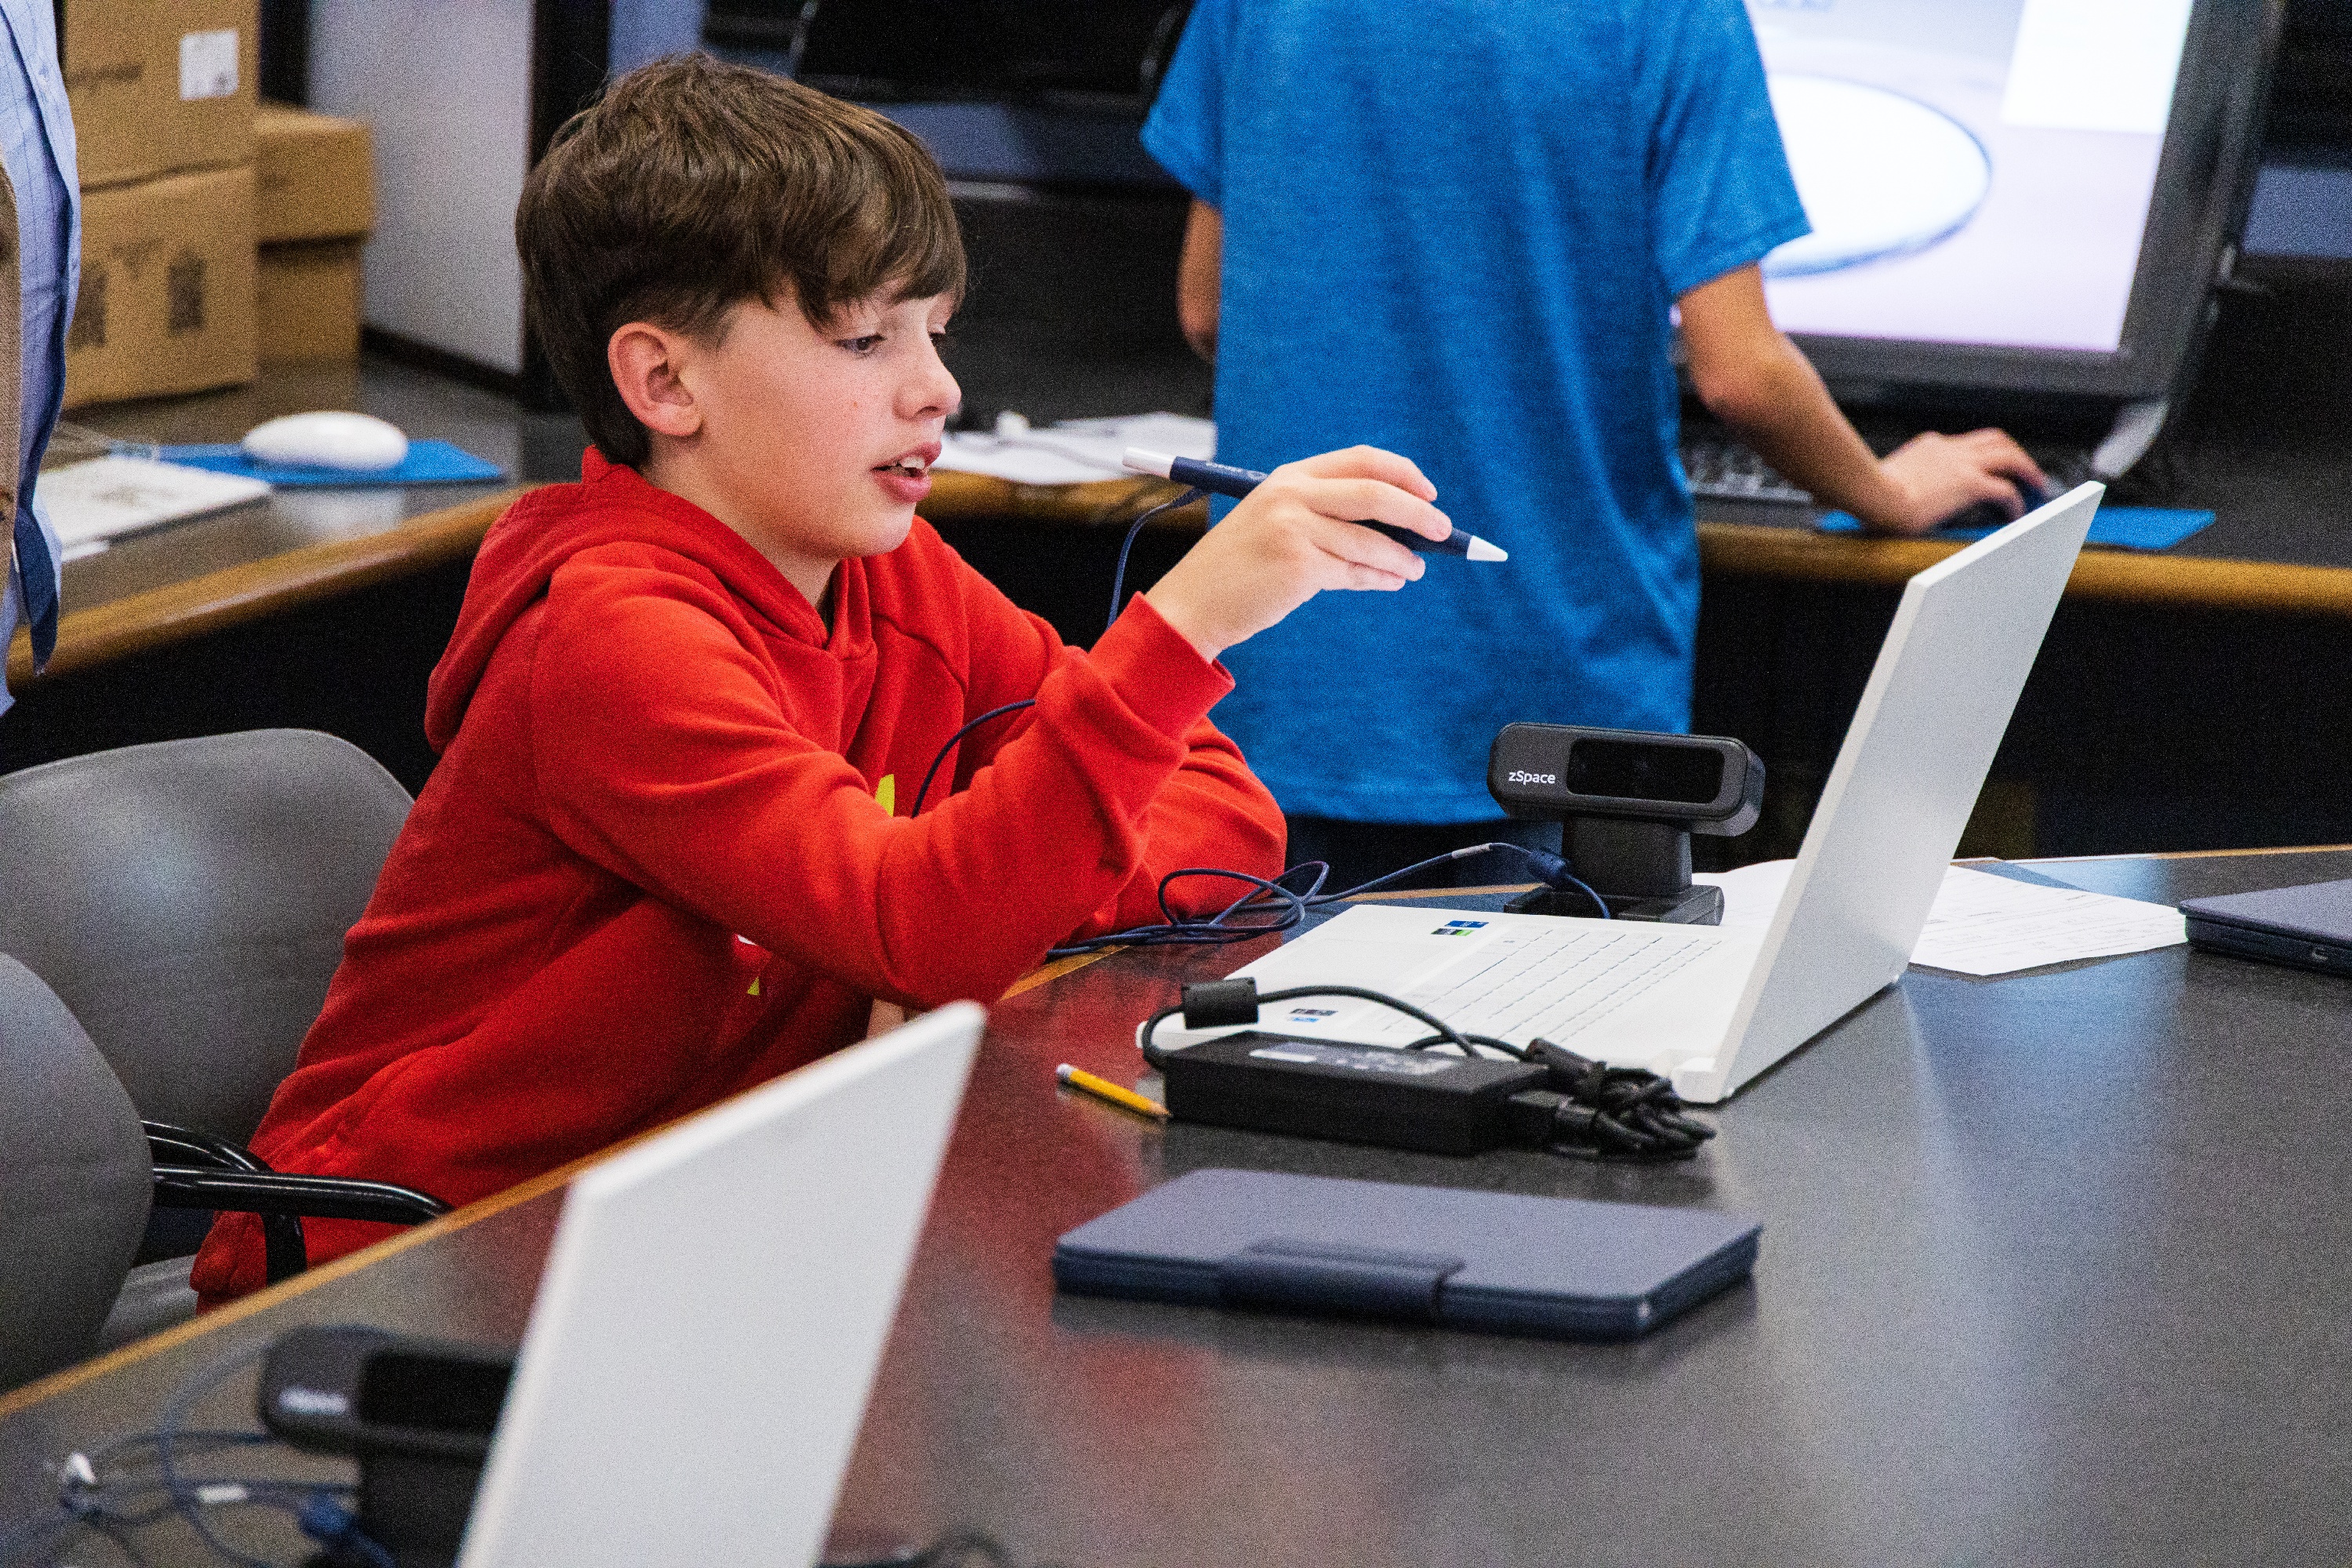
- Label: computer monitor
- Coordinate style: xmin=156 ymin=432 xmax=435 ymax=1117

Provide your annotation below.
xmin=1748 ymin=0 xmax=2283 ymax=406
xmin=705 ymin=0 xmax=1181 ymax=101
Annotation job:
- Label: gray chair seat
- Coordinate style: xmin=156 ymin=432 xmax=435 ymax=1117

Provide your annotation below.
xmin=0 ymin=956 xmax=152 ymax=1392
xmin=96 ymin=1258 xmax=201 ymax=1355
xmin=0 ymin=728 xmax=413 ymax=1145
xmin=0 ymin=730 xmax=417 ymax=1356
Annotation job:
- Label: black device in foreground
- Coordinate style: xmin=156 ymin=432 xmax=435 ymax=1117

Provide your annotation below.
xmin=2180 ymin=877 xmax=2352 ymax=976
xmin=1149 ymin=980 xmax=1712 ymax=1162
xmin=259 ymin=1326 xmax=513 ymax=1568
xmin=1487 ymin=723 xmax=1764 ymax=924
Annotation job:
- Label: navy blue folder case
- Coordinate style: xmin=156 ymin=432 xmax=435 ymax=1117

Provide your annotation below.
xmin=2180 ymin=877 xmax=2352 ymax=976
xmin=1052 ymin=1168 xmax=1760 ymax=1340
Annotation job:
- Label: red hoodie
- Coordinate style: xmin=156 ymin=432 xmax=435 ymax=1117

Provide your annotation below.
xmin=191 ymin=452 xmax=1282 ymax=1301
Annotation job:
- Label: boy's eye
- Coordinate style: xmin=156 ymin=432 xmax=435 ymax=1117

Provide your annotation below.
xmin=838 ymin=333 xmax=885 ymax=354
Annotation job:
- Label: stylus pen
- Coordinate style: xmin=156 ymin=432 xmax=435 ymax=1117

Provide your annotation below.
xmin=1056 ymin=1063 xmax=1171 ymax=1121
xmin=1122 ymin=448 xmax=1508 ymax=562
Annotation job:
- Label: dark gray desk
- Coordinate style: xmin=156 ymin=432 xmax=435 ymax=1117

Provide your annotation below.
xmin=3 ymin=847 xmax=2348 ymax=1566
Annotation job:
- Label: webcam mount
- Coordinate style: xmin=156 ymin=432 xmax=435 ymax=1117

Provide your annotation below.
xmin=1486 ymin=724 xmax=1765 ymax=924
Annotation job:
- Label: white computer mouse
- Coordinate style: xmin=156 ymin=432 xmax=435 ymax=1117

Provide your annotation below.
xmin=241 ymin=410 xmax=411 ymax=472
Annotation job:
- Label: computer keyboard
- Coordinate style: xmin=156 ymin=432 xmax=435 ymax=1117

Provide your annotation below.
xmin=1376 ymin=925 xmax=1721 ymax=1044
xmin=1679 ymin=434 xmax=2098 ymax=511
xmin=1680 ymin=435 xmax=1813 ymax=504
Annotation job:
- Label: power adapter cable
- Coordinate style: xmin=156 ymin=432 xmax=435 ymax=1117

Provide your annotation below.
xmin=1139 ymin=977 xmax=1714 ymax=1163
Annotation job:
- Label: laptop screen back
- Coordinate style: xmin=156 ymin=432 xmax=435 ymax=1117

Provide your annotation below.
xmin=455 ymin=1002 xmax=984 ymax=1568
xmin=1689 ymin=485 xmax=2100 ymax=1102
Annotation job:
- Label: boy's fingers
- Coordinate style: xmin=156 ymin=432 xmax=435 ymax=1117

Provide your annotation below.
xmin=1283 ymin=445 xmax=1439 ymax=501
xmin=1303 ymin=509 xmax=1425 ymax=583
xmin=1341 ymin=564 xmax=1412 ymax=591
xmin=1291 ymin=475 xmax=1454 ymax=540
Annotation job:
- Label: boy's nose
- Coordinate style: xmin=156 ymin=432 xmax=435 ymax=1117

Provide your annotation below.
xmin=906 ymin=349 xmax=960 ymax=421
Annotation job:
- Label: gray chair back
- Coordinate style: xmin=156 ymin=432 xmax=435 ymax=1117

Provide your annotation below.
xmin=0 ymin=956 xmax=151 ymax=1393
xmin=0 ymin=730 xmax=412 ymax=1145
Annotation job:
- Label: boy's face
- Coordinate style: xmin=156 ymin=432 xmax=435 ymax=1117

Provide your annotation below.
xmin=657 ymin=288 xmax=959 ymax=601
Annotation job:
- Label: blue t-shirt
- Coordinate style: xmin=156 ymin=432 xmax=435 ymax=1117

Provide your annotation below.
xmin=1142 ymin=0 xmax=1806 ymax=822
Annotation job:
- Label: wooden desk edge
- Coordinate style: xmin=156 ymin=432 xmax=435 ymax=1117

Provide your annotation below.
xmin=1698 ymin=521 xmax=2352 ymax=617
xmin=931 ymin=474 xmax=2352 ymax=619
xmin=5 ymin=488 xmax=532 ymax=688
xmin=14 ymin=477 xmax=2350 ymax=696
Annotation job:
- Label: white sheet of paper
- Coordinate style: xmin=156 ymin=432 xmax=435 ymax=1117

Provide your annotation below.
xmin=1693 ymin=860 xmax=2186 ymax=975
xmin=40 ymin=456 xmax=272 ymax=549
xmin=935 ymin=412 xmax=1216 ymax=485
xmin=1906 ymin=865 xmax=2187 ymax=975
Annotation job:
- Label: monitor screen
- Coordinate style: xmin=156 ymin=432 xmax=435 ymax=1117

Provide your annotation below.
xmin=1744 ymin=0 xmax=2279 ymax=401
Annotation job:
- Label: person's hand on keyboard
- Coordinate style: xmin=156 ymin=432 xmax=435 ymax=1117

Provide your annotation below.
xmin=1873 ymin=429 xmax=2049 ymax=536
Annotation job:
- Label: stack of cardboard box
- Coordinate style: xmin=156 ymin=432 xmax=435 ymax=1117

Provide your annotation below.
xmin=60 ymin=0 xmax=260 ymax=408
xmin=255 ymin=101 xmax=372 ymax=365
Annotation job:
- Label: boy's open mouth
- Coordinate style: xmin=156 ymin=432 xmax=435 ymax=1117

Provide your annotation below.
xmin=877 ymin=459 xmax=928 ymax=477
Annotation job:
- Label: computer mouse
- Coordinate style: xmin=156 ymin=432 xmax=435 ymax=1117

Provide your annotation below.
xmin=1937 ymin=479 xmax=2049 ymax=534
xmin=241 ymin=411 xmax=410 ymax=472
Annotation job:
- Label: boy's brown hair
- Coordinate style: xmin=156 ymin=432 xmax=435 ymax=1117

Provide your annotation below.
xmin=517 ymin=54 xmax=966 ymax=466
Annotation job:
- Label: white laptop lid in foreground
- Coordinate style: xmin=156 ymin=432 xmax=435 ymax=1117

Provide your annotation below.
xmin=1684 ymin=483 xmax=2100 ymax=1102
xmin=455 ymin=1001 xmax=985 ymax=1568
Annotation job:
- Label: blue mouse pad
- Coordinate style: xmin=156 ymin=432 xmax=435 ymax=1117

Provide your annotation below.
xmin=1813 ymin=505 xmax=2212 ymax=551
xmin=158 ymin=439 xmax=507 ymax=488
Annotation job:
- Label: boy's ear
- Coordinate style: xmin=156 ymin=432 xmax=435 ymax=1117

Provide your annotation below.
xmin=608 ymin=322 xmax=703 ymax=440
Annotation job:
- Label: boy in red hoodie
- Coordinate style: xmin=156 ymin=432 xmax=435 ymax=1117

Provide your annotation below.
xmin=192 ymin=56 xmax=1459 ymax=1301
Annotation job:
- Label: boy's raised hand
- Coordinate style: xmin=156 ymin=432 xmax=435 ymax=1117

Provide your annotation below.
xmin=1142 ymin=446 xmax=1450 ymax=662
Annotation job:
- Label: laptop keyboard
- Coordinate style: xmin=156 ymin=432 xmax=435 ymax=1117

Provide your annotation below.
xmin=1358 ymin=925 xmax=1722 ymax=1044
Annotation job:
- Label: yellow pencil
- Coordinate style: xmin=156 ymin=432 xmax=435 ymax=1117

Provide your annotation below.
xmin=1055 ymin=1063 xmax=1171 ymax=1121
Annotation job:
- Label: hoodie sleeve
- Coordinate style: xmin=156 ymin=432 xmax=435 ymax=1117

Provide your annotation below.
xmin=949 ymin=579 xmax=1287 ymax=940
xmin=527 ymin=549 xmax=1281 ymax=1007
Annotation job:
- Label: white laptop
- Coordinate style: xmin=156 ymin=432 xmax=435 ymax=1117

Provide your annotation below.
xmin=454 ymin=1002 xmax=985 ymax=1568
xmin=1153 ymin=485 xmax=2102 ymax=1104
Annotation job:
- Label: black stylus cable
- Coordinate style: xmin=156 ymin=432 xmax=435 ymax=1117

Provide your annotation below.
xmin=905 ymin=481 xmax=1612 ymax=954
xmin=906 ymin=484 xmax=1207 ymax=818
xmin=1106 ymin=484 xmax=1205 ymax=631
xmin=1044 ymin=843 xmax=1607 ymax=959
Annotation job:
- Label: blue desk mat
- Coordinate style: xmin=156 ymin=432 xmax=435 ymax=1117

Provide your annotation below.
xmin=1813 ymin=505 xmax=2213 ymax=552
xmin=158 ymin=439 xmax=506 ymax=487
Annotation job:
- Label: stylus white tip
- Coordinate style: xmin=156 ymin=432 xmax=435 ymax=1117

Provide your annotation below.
xmin=1467 ymin=536 xmax=1508 ymax=562
xmin=1123 ymin=447 xmax=1177 ymax=478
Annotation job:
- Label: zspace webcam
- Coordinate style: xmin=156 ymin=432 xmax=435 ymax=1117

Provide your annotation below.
xmin=1488 ymin=724 xmax=1764 ymax=924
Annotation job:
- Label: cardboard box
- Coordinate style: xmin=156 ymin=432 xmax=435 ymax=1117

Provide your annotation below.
xmin=258 ymin=239 xmax=362 ymax=364
xmin=64 ymin=0 xmax=259 ymax=189
xmin=66 ymin=165 xmax=257 ymax=408
xmin=256 ymin=102 xmax=372 ymax=244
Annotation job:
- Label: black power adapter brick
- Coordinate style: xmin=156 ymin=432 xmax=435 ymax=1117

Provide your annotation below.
xmin=1160 ymin=1032 xmax=1553 ymax=1155
xmin=1142 ymin=980 xmax=1715 ymax=1162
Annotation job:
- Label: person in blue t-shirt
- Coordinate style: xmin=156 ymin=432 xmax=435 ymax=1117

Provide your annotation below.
xmin=1142 ymin=0 xmax=2044 ymax=886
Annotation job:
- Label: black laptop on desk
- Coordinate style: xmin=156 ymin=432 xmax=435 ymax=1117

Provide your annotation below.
xmin=1680 ymin=0 xmax=2280 ymax=513
xmin=2181 ymin=879 xmax=2352 ymax=975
